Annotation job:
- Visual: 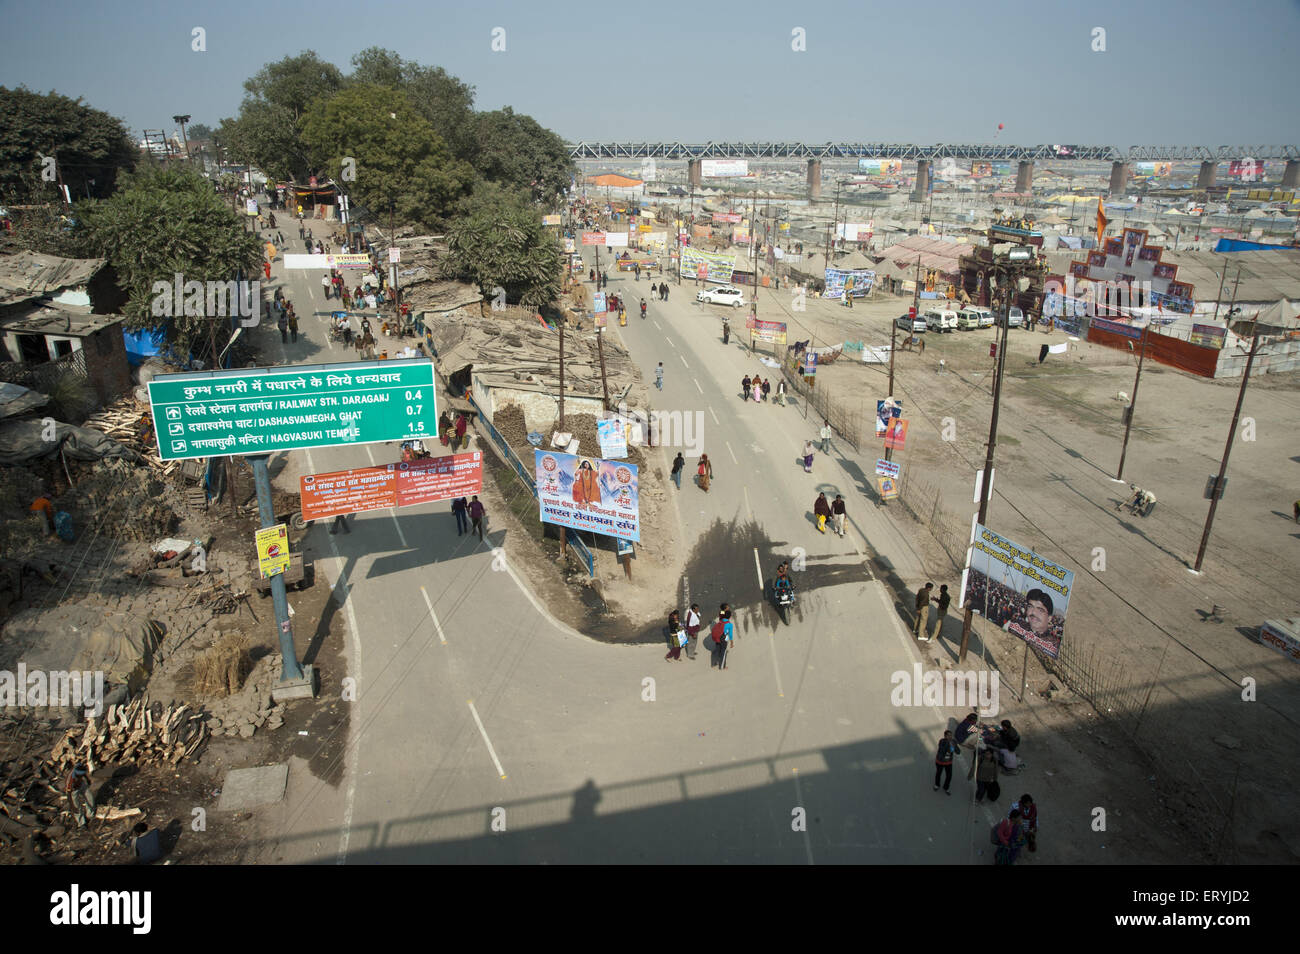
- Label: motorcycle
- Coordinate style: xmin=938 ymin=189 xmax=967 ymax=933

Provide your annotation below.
xmin=772 ymin=577 xmax=796 ymax=626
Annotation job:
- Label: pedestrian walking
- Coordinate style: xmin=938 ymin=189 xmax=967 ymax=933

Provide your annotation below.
xmin=589 ymin=268 xmax=595 ymax=283
xmin=775 ymin=379 xmax=786 ymax=405
xmin=820 ymin=419 xmax=833 ymax=454
xmin=930 ymin=583 xmax=951 ymax=640
xmin=696 ymin=453 xmax=712 ymax=492
xmin=742 ymin=375 xmax=751 ymax=401
xmin=802 ymin=440 xmax=815 ymax=473
xmin=330 ymin=513 xmax=350 ymax=535
xmin=451 ymin=496 xmax=469 ymax=535
xmin=263 ymin=260 xmax=272 ymax=281
xmin=277 ymin=309 xmax=288 ymax=344
xmin=913 ymin=582 xmax=934 ymax=638
xmin=288 ymin=310 xmax=299 ymax=343
xmin=1294 ymin=498 xmax=1300 ymax=523
xmin=752 ymin=376 xmax=762 ymax=403
xmin=635 ymin=263 xmax=641 ymax=280
xmin=831 ymin=494 xmax=846 ymax=537
xmin=685 ymin=603 xmax=702 ymax=659
xmin=994 ymin=809 xmax=1027 ymax=865
xmin=653 ymin=361 xmax=664 ymax=390
xmin=454 ymin=412 xmax=469 ymax=451
xmin=710 ymin=612 xmax=734 ymax=669
xmin=662 ymin=283 xmax=669 ymax=302
xmin=814 ymin=491 xmax=832 ymax=534
xmin=1011 ymin=795 xmax=1039 ymax=853
xmin=671 ymin=452 xmax=685 ymax=490
xmin=971 ymin=747 xmax=1000 ymax=803
xmin=933 ymin=731 xmax=959 ymax=795
xmin=360 ymin=330 xmax=376 ymax=359
xmin=665 ymin=609 xmax=685 ymax=661
xmin=468 ymin=495 xmax=486 ymax=540
xmin=761 ymin=378 xmax=771 ymax=401
xmin=63 ymin=763 xmax=95 ymax=827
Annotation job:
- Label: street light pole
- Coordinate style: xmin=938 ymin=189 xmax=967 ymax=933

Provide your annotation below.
xmin=1193 ymin=323 xmax=1262 ymax=572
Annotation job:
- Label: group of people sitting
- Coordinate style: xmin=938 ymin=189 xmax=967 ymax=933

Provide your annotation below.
xmin=954 ymin=712 xmax=1022 ymax=770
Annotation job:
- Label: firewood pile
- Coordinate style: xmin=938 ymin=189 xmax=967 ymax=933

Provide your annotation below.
xmin=50 ymin=698 xmax=210 ymax=768
xmin=83 ymin=394 xmax=174 ymax=477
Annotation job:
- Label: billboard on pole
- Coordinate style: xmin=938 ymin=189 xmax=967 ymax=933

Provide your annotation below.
xmin=534 ymin=450 xmax=640 ymax=542
xmin=701 ymin=159 xmax=748 ymax=177
xmin=299 ymin=453 xmax=483 ymax=521
xmin=960 ymin=523 xmax=1074 ymax=659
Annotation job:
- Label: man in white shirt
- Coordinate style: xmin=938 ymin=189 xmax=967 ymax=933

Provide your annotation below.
xmin=684 ymin=603 xmax=702 ymax=660
xmin=321 ymin=274 xmax=332 ymax=299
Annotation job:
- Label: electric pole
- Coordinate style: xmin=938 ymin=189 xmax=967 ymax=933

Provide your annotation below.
xmin=1115 ymin=322 xmax=1149 ymax=481
xmin=1193 ymin=323 xmax=1262 ymax=572
xmin=959 ymin=264 xmax=1018 ymax=663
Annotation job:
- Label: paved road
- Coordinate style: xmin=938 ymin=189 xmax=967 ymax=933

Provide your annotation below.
xmin=253 ymin=224 xmax=1000 ymax=864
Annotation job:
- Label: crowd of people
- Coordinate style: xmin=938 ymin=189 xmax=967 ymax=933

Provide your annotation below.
xmin=663 ymin=603 xmax=735 ymax=669
xmin=962 ymin=569 xmax=1065 ymax=646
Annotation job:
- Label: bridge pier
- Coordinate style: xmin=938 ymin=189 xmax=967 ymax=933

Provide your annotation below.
xmin=1283 ymin=160 xmax=1299 ymax=190
xmin=1108 ymin=161 xmax=1130 ymax=195
xmin=688 ymin=159 xmax=702 ymax=189
xmin=806 ymin=159 xmax=822 ymax=198
xmin=1196 ymin=161 xmax=1217 ymax=189
xmin=912 ymin=160 xmax=930 ymax=201
xmin=1015 ymin=161 xmax=1034 ymax=193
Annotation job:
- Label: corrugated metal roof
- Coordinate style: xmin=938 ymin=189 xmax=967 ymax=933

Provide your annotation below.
xmin=0 ymin=251 xmax=105 ymax=306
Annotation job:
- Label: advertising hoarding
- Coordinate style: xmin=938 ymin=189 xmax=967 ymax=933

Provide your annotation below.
xmin=961 ymin=523 xmax=1074 ymax=659
xmin=299 ymin=453 xmax=484 ymax=520
xmin=701 ymin=159 xmax=749 ymax=177
xmin=534 ymin=450 xmax=641 ymax=542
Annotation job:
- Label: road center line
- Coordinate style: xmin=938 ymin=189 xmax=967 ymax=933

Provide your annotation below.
xmin=752 ymin=547 xmax=764 ymax=591
xmin=694 ymin=379 xmax=703 ymax=394
xmin=725 ymin=440 xmax=738 ymax=465
xmin=768 ymin=632 xmax=785 ymax=698
xmin=420 ymin=585 xmax=448 ymax=644
xmin=743 ymin=485 xmax=753 ymax=519
xmin=468 ymin=700 xmax=507 ymax=779
xmin=679 ymin=354 xmax=689 ymax=369
xmin=652 ymin=319 xmax=662 ymax=330
xmin=709 ymin=407 xmax=719 ymax=426
xmin=666 ymin=337 xmax=676 ymax=349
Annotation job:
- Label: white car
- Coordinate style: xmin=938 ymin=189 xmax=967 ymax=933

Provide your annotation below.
xmin=896 ymin=313 xmax=926 ymax=333
xmin=697 ymin=284 xmax=745 ymax=307
xmin=924 ymin=309 xmax=959 ymax=333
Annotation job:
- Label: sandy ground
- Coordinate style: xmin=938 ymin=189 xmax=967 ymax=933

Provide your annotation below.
xmin=725 ymin=285 xmax=1300 ymax=862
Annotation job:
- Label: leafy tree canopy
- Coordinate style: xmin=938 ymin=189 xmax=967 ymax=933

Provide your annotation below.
xmin=217 ymin=102 xmax=310 ymax=182
xmin=243 ymin=51 xmax=343 ymax=122
xmin=300 ymin=84 xmax=474 ymax=230
xmin=442 ymin=182 xmax=562 ymax=308
xmin=348 ymin=48 xmax=478 ymax=163
xmin=77 ymin=165 xmax=262 ymax=353
xmin=0 ymin=86 xmax=136 ymax=203
xmin=473 ymin=106 xmax=574 ymax=202
xmin=185 ymin=122 xmax=214 ymax=142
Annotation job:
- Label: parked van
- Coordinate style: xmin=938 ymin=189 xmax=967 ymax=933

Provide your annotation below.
xmin=924 ymin=308 xmax=958 ymax=333
xmin=956 ymin=308 xmax=982 ymax=330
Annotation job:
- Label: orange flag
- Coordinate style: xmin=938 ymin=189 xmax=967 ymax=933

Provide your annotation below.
xmin=1096 ymin=197 xmax=1108 ymax=241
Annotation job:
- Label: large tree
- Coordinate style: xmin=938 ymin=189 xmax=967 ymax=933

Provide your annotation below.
xmin=0 ymin=87 xmax=136 ymax=203
xmin=300 ymin=84 xmax=474 ymax=230
xmin=218 ymin=51 xmax=344 ymax=182
xmin=217 ymin=102 xmax=310 ymax=182
xmin=473 ymin=107 xmax=574 ymax=202
xmin=78 ymin=166 xmax=262 ymax=354
xmin=442 ymin=182 xmax=562 ymax=308
xmin=348 ymin=48 xmax=477 ymax=163
xmin=243 ymin=51 xmax=343 ymax=122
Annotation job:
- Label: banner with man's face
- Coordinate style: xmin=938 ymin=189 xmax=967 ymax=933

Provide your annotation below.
xmin=960 ymin=523 xmax=1074 ymax=658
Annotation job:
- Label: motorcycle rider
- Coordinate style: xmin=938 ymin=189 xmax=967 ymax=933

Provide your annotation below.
xmin=640 ymin=298 xmax=647 ymax=319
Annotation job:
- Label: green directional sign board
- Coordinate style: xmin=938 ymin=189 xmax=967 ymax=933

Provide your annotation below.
xmin=147 ymin=359 xmax=438 ymax=460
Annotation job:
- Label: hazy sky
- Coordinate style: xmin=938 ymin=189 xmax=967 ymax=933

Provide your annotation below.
xmin=3 ymin=0 xmax=1297 ymax=146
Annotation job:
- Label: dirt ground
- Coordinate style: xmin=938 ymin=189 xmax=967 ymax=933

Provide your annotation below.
xmin=748 ymin=287 xmax=1300 ymax=863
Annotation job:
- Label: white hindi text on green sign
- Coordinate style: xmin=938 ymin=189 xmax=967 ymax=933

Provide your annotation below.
xmin=147 ymin=359 xmax=438 ymax=460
